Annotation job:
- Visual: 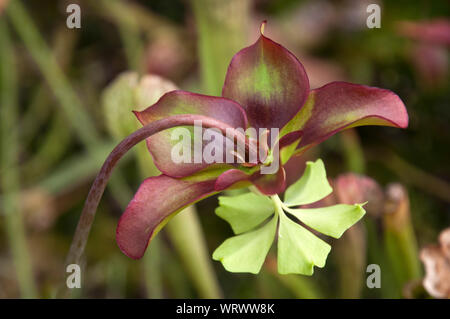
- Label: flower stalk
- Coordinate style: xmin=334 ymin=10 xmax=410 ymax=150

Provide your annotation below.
xmin=61 ymin=114 xmax=251 ymax=296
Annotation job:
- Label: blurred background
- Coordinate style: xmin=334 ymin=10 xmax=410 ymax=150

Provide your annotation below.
xmin=0 ymin=0 xmax=449 ymax=298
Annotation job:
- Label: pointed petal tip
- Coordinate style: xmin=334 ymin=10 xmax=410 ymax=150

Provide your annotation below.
xmin=132 ymin=109 xmax=141 ymax=121
xmin=222 ymin=24 xmax=310 ymax=130
xmin=260 ymin=20 xmax=267 ymax=35
xmin=389 ymin=91 xmax=409 ymax=128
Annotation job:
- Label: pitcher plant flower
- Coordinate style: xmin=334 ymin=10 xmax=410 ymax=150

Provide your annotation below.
xmin=66 ymin=22 xmax=408 ymax=276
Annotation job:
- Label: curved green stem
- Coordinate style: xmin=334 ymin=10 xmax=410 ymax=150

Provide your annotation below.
xmin=59 ymin=114 xmax=251 ymax=297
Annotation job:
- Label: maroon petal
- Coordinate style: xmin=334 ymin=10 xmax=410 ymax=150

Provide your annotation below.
xmin=283 ymin=154 xmax=307 ymax=188
xmin=214 ymin=169 xmax=251 ymax=191
xmin=278 ymin=130 xmax=303 ymax=165
xmin=215 ymin=167 xmax=286 ymax=195
xmin=222 ymin=22 xmax=309 ymax=131
xmin=299 ymin=82 xmax=408 ymax=149
xmin=250 ymin=167 xmax=286 ymax=195
xmin=279 ymin=130 xmax=304 ymax=149
xmin=116 ymin=175 xmax=217 ymax=259
xmin=135 ymin=90 xmax=248 ymax=177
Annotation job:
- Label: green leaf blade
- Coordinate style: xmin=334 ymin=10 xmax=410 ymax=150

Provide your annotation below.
xmin=277 ymin=215 xmax=331 ymax=275
xmin=287 ymin=204 xmax=366 ymax=239
xmin=283 ymin=159 xmax=332 ymax=207
xmin=212 ymin=216 xmax=277 ymax=274
xmin=216 ymin=192 xmax=274 ymax=234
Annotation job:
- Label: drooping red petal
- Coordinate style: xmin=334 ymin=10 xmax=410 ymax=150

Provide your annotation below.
xmin=279 ymin=130 xmax=304 ymax=149
xmin=215 ymin=167 xmax=286 ymax=195
xmin=135 ymin=90 xmax=248 ymax=177
xmin=251 ymin=167 xmax=286 ymax=195
xmin=278 ymin=130 xmax=303 ymax=165
xmin=214 ymin=169 xmax=251 ymax=191
xmin=298 ymin=82 xmax=408 ymax=150
xmin=116 ymin=175 xmax=217 ymax=259
xmin=283 ymin=154 xmax=307 ymax=188
xmin=222 ymin=23 xmax=309 ymax=131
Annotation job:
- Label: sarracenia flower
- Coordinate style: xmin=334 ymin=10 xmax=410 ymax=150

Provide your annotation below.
xmin=70 ymin=22 xmax=408 ymax=263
